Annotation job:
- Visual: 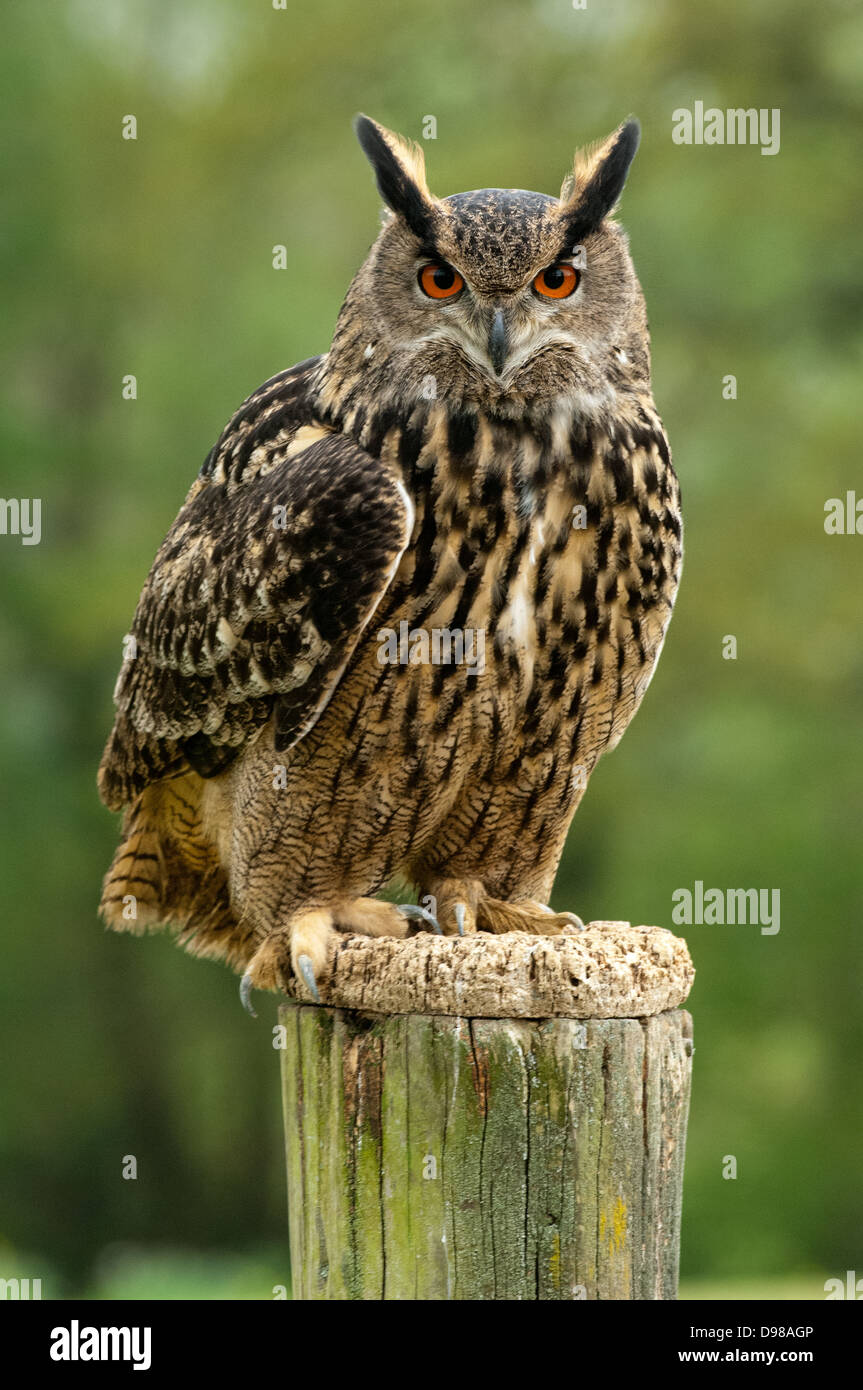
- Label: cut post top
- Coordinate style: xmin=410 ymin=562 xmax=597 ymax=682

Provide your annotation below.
xmin=278 ymin=921 xmax=693 ymax=1020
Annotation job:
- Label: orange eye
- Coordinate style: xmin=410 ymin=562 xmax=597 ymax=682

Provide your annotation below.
xmin=418 ymin=263 xmax=464 ymax=299
xmin=533 ymin=263 xmax=580 ymax=299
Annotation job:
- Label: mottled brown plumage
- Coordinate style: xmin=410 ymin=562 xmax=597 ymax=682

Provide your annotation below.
xmin=98 ymin=115 xmax=682 ymax=1003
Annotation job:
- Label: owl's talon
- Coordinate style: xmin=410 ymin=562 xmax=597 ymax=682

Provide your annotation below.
xmin=397 ymin=903 xmax=443 ymax=934
xmin=537 ymin=903 xmax=585 ymax=932
xmin=454 ymin=902 xmax=466 ymax=936
xmin=474 ymin=897 xmax=586 ymax=936
xmin=240 ymin=972 xmax=258 ymax=1018
xmin=297 ymin=952 xmax=321 ymax=1003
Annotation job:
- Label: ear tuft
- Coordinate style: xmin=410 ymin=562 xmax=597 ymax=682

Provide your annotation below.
xmin=559 ymin=118 xmax=641 ymax=243
xmin=354 ymin=115 xmax=436 ymax=241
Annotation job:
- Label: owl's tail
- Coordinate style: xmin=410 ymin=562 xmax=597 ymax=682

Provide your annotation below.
xmin=99 ymin=775 xmax=251 ymax=970
xmin=100 ymin=803 xmax=165 ymax=931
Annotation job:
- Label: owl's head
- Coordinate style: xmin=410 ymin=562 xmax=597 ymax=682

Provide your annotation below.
xmin=325 ymin=115 xmax=649 ymax=417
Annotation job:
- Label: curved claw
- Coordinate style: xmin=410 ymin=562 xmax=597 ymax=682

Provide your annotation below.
xmin=557 ymin=912 xmax=585 ymax=932
xmin=398 ymin=903 xmax=443 ymax=935
xmin=454 ymin=902 xmax=466 ymax=937
xmin=538 ymin=903 xmax=585 ymax=933
xmin=297 ymin=953 xmax=321 ymax=1003
xmin=240 ymin=972 xmax=258 ymax=1019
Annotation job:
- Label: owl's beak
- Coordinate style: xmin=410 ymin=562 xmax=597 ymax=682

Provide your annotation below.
xmin=488 ymin=309 xmax=509 ymax=377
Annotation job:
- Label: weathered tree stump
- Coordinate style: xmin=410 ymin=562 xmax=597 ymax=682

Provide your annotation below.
xmin=278 ymin=921 xmax=694 ymax=1300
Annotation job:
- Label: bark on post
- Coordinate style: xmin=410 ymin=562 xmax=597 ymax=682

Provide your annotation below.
xmin=278 ymin=921 xmax=694 ymax=1300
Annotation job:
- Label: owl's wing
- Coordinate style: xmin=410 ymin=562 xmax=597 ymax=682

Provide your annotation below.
xmin=603 ymin=435 xmax=682 ymax=753
xmin=98 ymin=426 xmax=413 ymax=811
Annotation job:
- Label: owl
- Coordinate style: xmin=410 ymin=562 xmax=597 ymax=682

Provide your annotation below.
xmin=98 ymin=115 xmax=682 ymax=1010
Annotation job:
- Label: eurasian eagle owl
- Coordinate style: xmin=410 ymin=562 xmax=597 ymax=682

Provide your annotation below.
xmin=98 ymin=115 xmax=682 ymax=1009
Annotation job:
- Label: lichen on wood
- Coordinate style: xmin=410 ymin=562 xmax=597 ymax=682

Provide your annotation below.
xmin=279 ymin=923 xmax=694 ymax=1301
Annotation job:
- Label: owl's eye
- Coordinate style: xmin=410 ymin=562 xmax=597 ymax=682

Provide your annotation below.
xmin=418 ymin=263 xmax=464 ymax=300
xmin=533 ymin=264 xmax=580 ymax=299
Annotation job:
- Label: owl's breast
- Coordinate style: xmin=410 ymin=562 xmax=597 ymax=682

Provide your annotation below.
xmin=371 ymin=404 xmax=681 ymax=773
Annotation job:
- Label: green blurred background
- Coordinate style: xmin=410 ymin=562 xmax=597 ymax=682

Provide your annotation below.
xmin=1 ymin=0 xmax=860 ymax=1300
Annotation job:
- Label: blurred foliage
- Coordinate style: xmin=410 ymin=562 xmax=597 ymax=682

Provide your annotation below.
xmin=0 ymin=0 xmax=861 ymax=1298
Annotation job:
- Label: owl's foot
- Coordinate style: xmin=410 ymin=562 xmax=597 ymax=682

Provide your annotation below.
xmin=425 ymin=879 xmax=483 ymax=935
xmin=240 ymin=896 xmax=441 ymax=1014
xmin=476 ymin=898 xmax=585 ymax=936
xmin=241 ymin=908 xmax=336 ymax=1016
xmin=331 ymin=896 xmax=439 ymax=939
xmin=423 ymin=880 xmax=581 ymax=938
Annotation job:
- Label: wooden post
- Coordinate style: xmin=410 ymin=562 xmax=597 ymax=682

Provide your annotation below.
xmin=278 ymin=922 xmax=694 ymax=1300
